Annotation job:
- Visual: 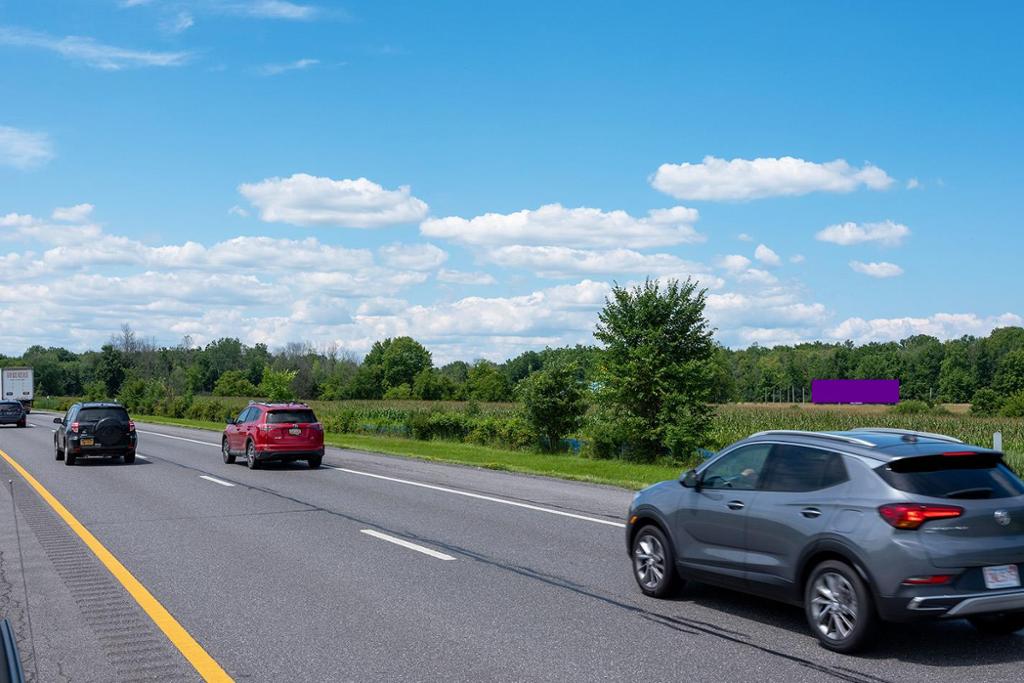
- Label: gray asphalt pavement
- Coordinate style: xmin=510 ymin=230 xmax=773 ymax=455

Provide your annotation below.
xmin=0 ymin=413 xmax=1021 ymax=682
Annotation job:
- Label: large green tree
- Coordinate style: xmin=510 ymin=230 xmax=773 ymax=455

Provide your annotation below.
xmin=518 ymin=364 xmax=587 ymax=451
xmin=591 ymin=278 xmax=715 ymax=462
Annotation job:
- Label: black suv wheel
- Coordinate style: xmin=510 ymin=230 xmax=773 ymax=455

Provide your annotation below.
xmin=804 ymin=560 xmax=877 ymax=653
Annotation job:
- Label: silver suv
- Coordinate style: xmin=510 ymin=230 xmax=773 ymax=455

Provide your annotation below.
xmin=627 ymin=428 xmax=1024 ymax=652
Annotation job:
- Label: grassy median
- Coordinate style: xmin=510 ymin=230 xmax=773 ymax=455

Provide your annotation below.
xmin=127 ymin=414 xmax=682 ymax=489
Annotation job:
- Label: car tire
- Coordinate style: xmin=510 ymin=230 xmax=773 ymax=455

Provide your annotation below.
xmin=222 ymin=438 xmax=236 ymax=464
xmin=968 ymin=613 xmax=1024 ymax=635
xmin=631 ymin=524 xmax=682 ymax=598
xmin=307 ymin=456 xmax=322 ymax=469
xmin=123 ymin=452 xmax=136 ymax=464
xmin=55 ymin=437 xmax=64 ymax=461
xmin=804 ymin=560 xmax=877 ymax=653
xmin=65 ymin=449 xmax=77 ymax=466
xmin=17 ymin=419 xmax=25 ymax=428
xmin=245 ymin=440 xmax=260 ymax=470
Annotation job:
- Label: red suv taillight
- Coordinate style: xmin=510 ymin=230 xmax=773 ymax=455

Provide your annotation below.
xmin=878 ymin=503 xmax=963 ymax=530
xmin=311 ymin=423 xmax=323 ymax=432
xmin=70 ymin=422 xmax=80 ymax=433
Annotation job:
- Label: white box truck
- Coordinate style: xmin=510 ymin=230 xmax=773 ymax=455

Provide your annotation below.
xmin=1 ymin=367 xmax=34 ymax=413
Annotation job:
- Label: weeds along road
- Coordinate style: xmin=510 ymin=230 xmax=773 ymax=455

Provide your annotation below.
xmin=0 ymin=414 xmax=1021 ymax=682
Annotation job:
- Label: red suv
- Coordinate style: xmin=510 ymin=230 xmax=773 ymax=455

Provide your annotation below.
xmin=222 ymin=402 xmax=325 ymax=470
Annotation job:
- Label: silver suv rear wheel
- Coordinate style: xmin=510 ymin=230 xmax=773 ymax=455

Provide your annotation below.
xmin=804 ymin=560 xmax=876 ymax=653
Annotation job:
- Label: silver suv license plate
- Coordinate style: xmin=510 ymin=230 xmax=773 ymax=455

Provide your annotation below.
xmin=982 ymin=564 xmax=1021 ymax=590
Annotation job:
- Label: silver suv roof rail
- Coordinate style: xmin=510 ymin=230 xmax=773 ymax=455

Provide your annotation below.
xmin=749 ymin=430 xmax=877 ymax=447
xmin=849 ymin=427 xmax=963 ymax=444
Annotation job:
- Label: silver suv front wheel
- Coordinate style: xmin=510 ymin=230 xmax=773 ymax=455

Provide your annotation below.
xmin=631 ymin=525 xmax=682 ymax=598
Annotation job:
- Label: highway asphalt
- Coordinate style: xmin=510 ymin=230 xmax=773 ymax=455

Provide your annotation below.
xmin=0 ymin=412 xmax=1021 ymax=682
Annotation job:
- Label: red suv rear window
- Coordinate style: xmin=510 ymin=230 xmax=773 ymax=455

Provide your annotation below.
xmin=266 ymin=409 xmax=317 ymax=424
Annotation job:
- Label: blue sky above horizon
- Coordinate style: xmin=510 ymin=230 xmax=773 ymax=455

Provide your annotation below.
xmin=1 ymin=0 xmax=1021 ymax=363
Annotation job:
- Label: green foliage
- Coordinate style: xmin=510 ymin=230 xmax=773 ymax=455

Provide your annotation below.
xmin=258 ymin=366 xmax=297 ymax=402
xmin=83 ymin=380 xmax=108 ymax=402
xmin=383 ymin=383 xmax=413 ymax=400
xmin=212 ymin=369 xmax=258 ymax=397
xmin=892 ymin=399 xmax=932 ymax=415
xmin=467 ymin=360 xmax=512 ymax=401
xmin=412 ymin=368 xmax=453 ymax=400
xmin=994 ymin=350 xmax=1024 ymax=396
xmin=517 ymin=364 xmax=587 ymax=451
xmin=591 ymin=278 xmax=715 ymax=463
xmin=363 ymin=336 xmax=433 ymax=394
xmin=95 ymin=344 xmax=126 ymax=395
xmin=970 ymin=388 xmax=1003 ymax=416
xmin=1000 ymin=391 xmax=1024 ymax=418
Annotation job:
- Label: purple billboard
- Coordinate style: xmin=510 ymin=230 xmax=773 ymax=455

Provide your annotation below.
xmin=812 ymin=379 xmax=900 ymax=404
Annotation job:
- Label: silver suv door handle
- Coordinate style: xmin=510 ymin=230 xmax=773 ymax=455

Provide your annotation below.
xmin=801 ymin=507 xmax=822 ymax=518
xmin=727 ymin=501 xmax=745 ymax=511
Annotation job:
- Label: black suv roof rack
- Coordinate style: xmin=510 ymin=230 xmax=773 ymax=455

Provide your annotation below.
xmin=749 ymin=430 xmax=877 ymax=447
xmin=849 ymin=427 xmax=963 ymax=444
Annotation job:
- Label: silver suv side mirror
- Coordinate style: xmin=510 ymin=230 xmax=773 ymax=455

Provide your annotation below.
xmin=681 ymin=469 xmax=701 ymax=490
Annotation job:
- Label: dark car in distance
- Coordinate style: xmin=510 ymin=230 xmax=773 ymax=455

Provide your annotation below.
xmin=54 ymin=402 xmax=138 ymax=465
xmin=222 ymin=402 xmax=324 ymax=470
xmin=0 ymin=400 xmax=26 ymax=428
xmin=627 ymin=428 xmax=1024 ymax=653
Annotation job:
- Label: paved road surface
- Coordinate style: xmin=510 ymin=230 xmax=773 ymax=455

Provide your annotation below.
xmin=0 ymin=413 xmax=1021 ymax=682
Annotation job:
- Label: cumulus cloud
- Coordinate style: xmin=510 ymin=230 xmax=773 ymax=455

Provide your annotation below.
xmin=906 ymin=178 xmax=921 ymax=190
xmin=239 ymin=173 xmax=429 ymax=228
xmin=52 ymin=204 xmax=94 ymax=222
xmin=233 ymin=1 xmax=319 ymax=20
xmin=849 ymin=260 xmax=903 ymax=278
xmin=737 ymin=233 xmax=753 ymax=242
xmin=377 ymin=243 xmax=447 ymax=271
xmin=717 ymin=254 xmax=751 ymax=273
xmin=436 ymin=269 xmax=497 ymax=285
xmin=651 ymin=155 xmax=894 ymax=201
xmin=790 ymin=254 xmax=805 ymax=264
xmin=421 ymin=203 xmax=703 ymax=249
xmin=754 ymin=243 xmax=781 ymax=267
xmin=483 ymin=245 xmax=709 ymax=279
xmin=0 ymin=125 xmax=54 ymax=169
xmin=815 ymin=220 xmax=910 ymax=247
xmin=0 ymin=26 xmax=192 ymax=70
xmin=828 ymin=313 xmax=1024 ymax=345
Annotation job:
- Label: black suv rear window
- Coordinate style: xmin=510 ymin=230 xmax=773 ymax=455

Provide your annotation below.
xmin=266 ymin=410 xmax=317 ymax=424
xmin=78 ymin=407 xmax=130 ymax=422
xmin=875 ymin=454 xmax=1024 ymax=500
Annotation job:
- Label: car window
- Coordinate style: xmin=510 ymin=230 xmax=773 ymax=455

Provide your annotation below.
xmin=761 ymin=445 xmax=848 ymax=492
xmin=701 ymin=444 xmax=772 ymax=490
xmin=235 ymin=407 xmax=252 ymax=424
xmin=78 ymin=407 xmax=130 ymax=422
xmin=876 ymin=454 xmax=1024 ymax=500
xmin=267 ymin=409 xmax=317 ymax=424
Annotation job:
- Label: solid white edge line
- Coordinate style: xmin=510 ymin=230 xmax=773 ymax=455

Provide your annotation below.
xmin=199 ymin=475 xmax=235 ymax=487
xmin=330 ymin=466 xmax=626 ymax=528
xmin=360 ymin=529 xmax=456 ymax=561
xmin=137 ymin=428 xmax=626 ymax=529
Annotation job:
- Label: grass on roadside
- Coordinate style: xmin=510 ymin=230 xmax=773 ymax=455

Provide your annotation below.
xmin=129 ymin=413 xmax=682 ymax=490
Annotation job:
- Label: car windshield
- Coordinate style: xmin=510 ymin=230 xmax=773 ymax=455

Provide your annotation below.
xmin=266 ymin=410 xmax=317 ymax=424
xmin=875 ymin=453 xmax=1024 ymax=500
xmin=77 ymin=407 xmax=130 ymax=422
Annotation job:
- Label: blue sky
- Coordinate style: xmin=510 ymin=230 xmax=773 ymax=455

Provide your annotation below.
xmin=1 ymin=1 xmax=1021 ymax=362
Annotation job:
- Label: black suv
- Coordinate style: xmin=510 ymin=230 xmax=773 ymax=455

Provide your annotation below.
xmin=54 ymin=402 xmax=138 ymax=465
xmin=0 ymin=400 xmax=26 ymax=428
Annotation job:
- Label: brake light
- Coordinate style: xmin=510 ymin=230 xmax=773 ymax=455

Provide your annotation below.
xmin=878 ymin=503 xmax=963 ymax=530
xmin=942 ymin=451 xmax=977 ymax=457
xmin=257 ymin=424 xmax=273 ymax=431
xmin=128 ymin=420 xmax=136 ymax=432
xmin=70 ymin=422 xmax=80 ymax=433
xmin=901 ymin=575 xmax=953 ymax=586
xmin=311 ymin=423 xmax=323 ymax=432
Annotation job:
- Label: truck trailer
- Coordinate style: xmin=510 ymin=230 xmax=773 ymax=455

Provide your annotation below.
xmin=1 ymin=367 xmax=34 ymax=413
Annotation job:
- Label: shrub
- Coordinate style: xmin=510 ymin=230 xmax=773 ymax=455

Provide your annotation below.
xmin=259 ymin=367 xmax=297 ymax=402
xmin=213 ymin=370 xmax=258 ymax=397
xmin=383 ymin=383 xmax=413 ymax=400
xmin=84 ymin=380 xmax=108 ymax=402
xmin=517 ymin=364 xmax=587 ymax=451
xmin=892 ymin=399 xmax=931 ymax=415
xmin=971 ymin=388 xmax=1004 ymax=416
xmin=1000 ymin=391 xmax=1024 ymax=418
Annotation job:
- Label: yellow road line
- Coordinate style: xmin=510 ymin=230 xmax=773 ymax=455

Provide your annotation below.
xmin=0 ymin=447 xmax=233 ymax=682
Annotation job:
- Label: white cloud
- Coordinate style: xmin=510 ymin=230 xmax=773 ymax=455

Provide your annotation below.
xmin=906 ymin=178 xmax=921 ymax=190
xmin=228 ymin=205 xmax=249 ymax=217
xmin=232 ymin=1 xmax=318 ymax=20
xmin=258 ymin=58 xmax=319 ymax=76
xmin=52 ymin=204 xmax=94 ymax=222
xmin=829 ymin=313 xmax=1024 ymax=345
xmin=849 ymin=260 xmax=903 ymax=278
xmin=790 ymin=254 xmax=805 ymax=264
xmin=737 ymin=233 xmax=753 ymax=242
xmin=717 ymin=254 xmax=751 ymax=273
xmin=239 ymin=173 xmax=429 ymax=228
xmin=0 ymin=125 xmax=54 ymax=169
xmin=736 ymin=268 xmax=778 ymax=285
xmin=483 ymin=245 xmax=706 ymax=279
xmin=0 ymin=26 xmax=192 ymax=70
xmin=651 ymin=155 xmax=894 ymax=201
xmin=754 ymin=243 xmax=781 ymax=267
xmin=437 ymin=269 xmax=497 ymax=285
xmin=815 ymin=220 xmax=910 ymax=247
xmin=161 ymin=12 xmax=195 ymax=34
xmin=421 ymin=203 xmax=703 ymax=249
xmin=377 ymin=243 xmax=447 ymax=271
